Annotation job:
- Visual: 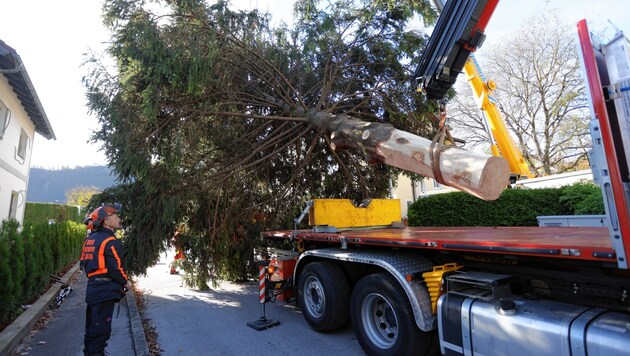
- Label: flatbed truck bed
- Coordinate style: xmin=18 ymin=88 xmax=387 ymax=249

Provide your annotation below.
xmin=262 ymin=226 xmax=615 ymax=263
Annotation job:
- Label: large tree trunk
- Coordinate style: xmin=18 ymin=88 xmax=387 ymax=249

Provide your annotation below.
xmin=316 ymin=113 xmax=510 ymax=201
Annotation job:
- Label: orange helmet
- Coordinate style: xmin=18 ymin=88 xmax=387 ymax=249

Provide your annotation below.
xmin=88 ymin=203 xmax=121 ymax=229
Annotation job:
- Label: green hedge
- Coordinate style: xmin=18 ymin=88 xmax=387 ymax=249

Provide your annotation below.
xmin=23 ymin=202 xmax=83 ymax=226
xmin=0 ymin=219 xmax=85 ymax=327
xmin=558 ymin=182 xmax=605 ymax=215
xmin=408 ymin=182 xmax=605 ymax=227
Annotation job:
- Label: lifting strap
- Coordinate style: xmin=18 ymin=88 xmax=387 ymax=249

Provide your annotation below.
xmin=429 ymin=103 xmax=456 ymax=185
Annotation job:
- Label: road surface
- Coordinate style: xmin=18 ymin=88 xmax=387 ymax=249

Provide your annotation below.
xmin=134 ymin=250 xmax=365 ymax=355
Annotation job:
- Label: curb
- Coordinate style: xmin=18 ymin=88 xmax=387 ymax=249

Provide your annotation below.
xmin=0 ymin=261 xmax=81 ymax=356
xmin=127 ymin=283 xmax=150 ymax=356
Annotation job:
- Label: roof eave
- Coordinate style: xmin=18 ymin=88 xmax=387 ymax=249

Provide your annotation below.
xmin=0 ymin=39 xmax=56 ymax=141
xmin=10 ymin=52 xmax=56 ymax=140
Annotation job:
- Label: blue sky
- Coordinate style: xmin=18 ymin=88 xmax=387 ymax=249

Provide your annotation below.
xmin=1 ymin=0 xmax=628 ymax=169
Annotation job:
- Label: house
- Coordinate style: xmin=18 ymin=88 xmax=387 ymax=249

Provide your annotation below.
xmin=0 ymin=39 xmax=55 ymax=226
xmin=393 ymin=174 xmax=457 ymax=218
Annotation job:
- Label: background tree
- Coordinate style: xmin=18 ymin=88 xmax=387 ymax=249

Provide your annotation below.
xmin=449 ymin=12 xmax=591 ymax=177
xmin=65 ymin=185 xmax=100 ymax=207
xmin=85 ymin=0 xmax=437 ymax=287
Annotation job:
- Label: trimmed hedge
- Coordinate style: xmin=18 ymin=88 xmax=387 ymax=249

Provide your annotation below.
xmin=0 ymin=219 xmax=84 ymax=328
xmin=559 ymin=181 xmax=605 ymax=215
xmin=23 ymin=202 xmax=83 ymax=226
xmin=408 ymin=182 xmax=605 ymax=227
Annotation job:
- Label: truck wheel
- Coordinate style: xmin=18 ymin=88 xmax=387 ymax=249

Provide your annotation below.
xmin=298 ymin=261 xmax=350 ymax=331
xmin=351 ymin=272 xmax=433 ymax=356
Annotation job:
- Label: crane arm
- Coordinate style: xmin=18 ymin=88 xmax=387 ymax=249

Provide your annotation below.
xmin=464 ymin=55 xmax=531 ymax=180
xmin=414 ymin=0 xmax=499 ymax=100
xmin=415 ymin=0 xmax=532 ymax=181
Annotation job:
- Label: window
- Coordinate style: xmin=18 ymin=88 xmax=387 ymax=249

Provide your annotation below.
xmin=433 ymin=179 xmax=442 ymax=190
xmin=9 ymin=191 xmax=18 ymax=219
xmin=17 ymin=128 xmax=28 ymax=158
xmin=0 ymin=99 xmax=9 ymax=139
xmin=413 ymin=179 xmax=426 ymax=200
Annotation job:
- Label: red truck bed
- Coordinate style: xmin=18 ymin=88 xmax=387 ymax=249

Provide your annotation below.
xmin=262 ymin=226 xmax=615 ymax=263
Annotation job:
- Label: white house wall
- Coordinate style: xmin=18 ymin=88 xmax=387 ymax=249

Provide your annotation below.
xmin=393 ymin=174 xmax=457 ymax=218
xmin=0 ymin=74 xmax=35 ymax=225
xmin=394 ymin=174 xmax=414 ymax=218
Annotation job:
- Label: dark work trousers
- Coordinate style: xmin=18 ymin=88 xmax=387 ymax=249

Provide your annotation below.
xmin=84 ymin=300 xmax=116 ymax=355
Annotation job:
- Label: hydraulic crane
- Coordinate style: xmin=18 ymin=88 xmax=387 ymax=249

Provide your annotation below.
xmin=416 ymin=0 xmax=531 ymax=182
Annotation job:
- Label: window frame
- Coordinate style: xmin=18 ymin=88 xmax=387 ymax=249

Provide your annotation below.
xmin=433 ymin=179 xmax=442 ymax=190
xmin=17 ymin=128 xmax=28 ymax=159
xmin=9 ymin=191 xmax=18 ymax=219
xmin=0 ymin=99 xmax=9 ymax=139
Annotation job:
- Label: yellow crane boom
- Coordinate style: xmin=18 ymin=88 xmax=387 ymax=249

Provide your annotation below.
xmin=463 ymin=54 xmax=531 ymax=181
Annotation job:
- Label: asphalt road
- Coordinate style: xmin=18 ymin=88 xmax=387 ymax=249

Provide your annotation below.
xmin=134 ymin=250 xmax=365 ymax=355
xmin=14 ymin=270 xmax=135 ymax=356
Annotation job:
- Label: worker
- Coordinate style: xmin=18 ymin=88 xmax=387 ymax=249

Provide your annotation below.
xmin=81 ymin=203 xmax=131 ymax=356
xmin=170 ymin=230 xmax=185 ymax=274
xmin=79 ymin=213 xmax=94 ymax=272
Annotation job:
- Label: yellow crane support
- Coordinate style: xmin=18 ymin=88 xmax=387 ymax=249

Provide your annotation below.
xmin=463 ymin=54 xmax=531 ymax=181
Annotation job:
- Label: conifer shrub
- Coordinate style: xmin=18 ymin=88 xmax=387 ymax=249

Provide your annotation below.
xmin=0 ymin=220 xmax=84 ymax=328
xmin=0 ymin=221 xmax=16 ymax=325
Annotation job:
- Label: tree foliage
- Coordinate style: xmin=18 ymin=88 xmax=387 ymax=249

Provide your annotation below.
xmin=84 ymin=0 xmax=436 ymax=287
xmin=449 ymin=12 xmax=590 ymax=176
xmin=65 ymin=185 xmax=101 ymax=206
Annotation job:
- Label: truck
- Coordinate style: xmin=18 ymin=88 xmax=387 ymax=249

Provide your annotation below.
xmin=256 ymin=1 xmax=630 ymax=355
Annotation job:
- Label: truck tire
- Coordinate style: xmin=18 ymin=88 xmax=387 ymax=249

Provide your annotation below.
xmin=297 ymin=261 xmax=350 ymax=331
xmin=350 ymin=272 xmax=434 ymax=356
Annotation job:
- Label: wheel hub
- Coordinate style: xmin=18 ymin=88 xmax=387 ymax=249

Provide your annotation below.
xmin=304 ymin=276 xmax=325 ymax=317
xmin=361 ymin=293 xmax=398 ymax=348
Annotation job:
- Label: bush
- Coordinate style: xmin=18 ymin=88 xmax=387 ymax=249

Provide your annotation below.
xmin=408 ymin=182 xmax=602 ymax=227
xmin=32 ymin=223 xmax=54 ymax=285
xmin=559 ymin=181 xmax=605 ymax=215
xmin=0 ymin=219 xmax=85 ymax=328
xmin=0 ymin=222 xmax=16 ymax=324
xmin=23 ymin=202 xmax=83 ymax=226
xmin=8 ymin=221 xmax=25 ymax=309
xmin=22 ymin=226 xmax=41 ymax=300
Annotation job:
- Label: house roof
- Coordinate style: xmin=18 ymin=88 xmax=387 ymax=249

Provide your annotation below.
xmin=0 ymin=39 xmax=55 ymax=140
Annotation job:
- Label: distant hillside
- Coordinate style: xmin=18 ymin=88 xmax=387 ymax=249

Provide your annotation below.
xmin=27 ymin=166 xmax=118 ymax=203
